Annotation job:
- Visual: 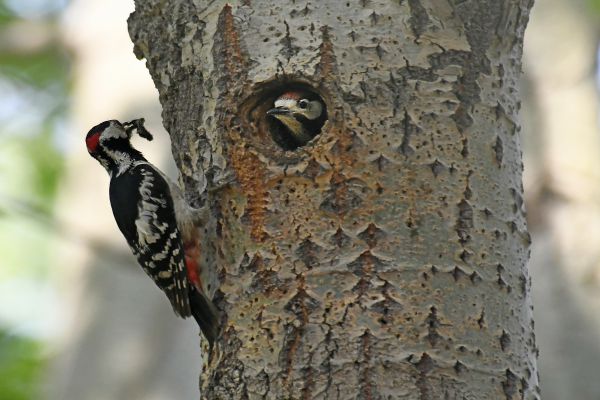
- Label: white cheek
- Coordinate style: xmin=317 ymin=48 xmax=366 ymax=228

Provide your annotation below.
xmin=306 ymin=101 xmax=323 ymax=120
xmin=102 ymin=125 xmax=127 ymax=140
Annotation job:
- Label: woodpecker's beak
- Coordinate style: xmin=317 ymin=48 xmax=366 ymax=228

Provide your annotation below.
xmin=123 ymin=118 xmax=153 ymax=141
xmin=267 ymin=107 xmax=291 ymax=116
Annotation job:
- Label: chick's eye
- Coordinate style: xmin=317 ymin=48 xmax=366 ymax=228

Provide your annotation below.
xmin=298 ymin=99 xmax=309 ymax=109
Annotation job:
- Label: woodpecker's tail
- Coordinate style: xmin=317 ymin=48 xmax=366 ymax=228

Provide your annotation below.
xmin=189 ymin=287 xmax=219 ymax=346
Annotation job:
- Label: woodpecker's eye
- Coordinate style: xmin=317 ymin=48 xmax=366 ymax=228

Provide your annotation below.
xmin=298 ymin=99 xmax=309 ymax=109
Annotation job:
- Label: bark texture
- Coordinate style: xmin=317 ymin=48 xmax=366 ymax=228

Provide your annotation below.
xmin=129 ymin=0 xmax=539 ymax=398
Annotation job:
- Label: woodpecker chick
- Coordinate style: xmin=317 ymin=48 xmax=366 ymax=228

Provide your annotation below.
xmin=267 ymin=91 xmax=326 ymax=149
xmin=85 ymin=119 xmax=218 ymax=345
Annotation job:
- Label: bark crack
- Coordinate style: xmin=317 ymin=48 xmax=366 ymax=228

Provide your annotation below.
xmin=358 ymin=330 xmax=374 ymax=400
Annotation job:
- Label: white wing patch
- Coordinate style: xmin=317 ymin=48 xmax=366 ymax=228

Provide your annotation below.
xmin=126 ymin=163 xmax=191 ymax=318
xmin=135 ymin=169 xmax=169 ymax=249
xmin=158 ymin=270 xmax=172 ymax=278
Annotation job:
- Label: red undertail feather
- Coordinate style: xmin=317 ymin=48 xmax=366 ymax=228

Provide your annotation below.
xmin=184 ymin=240 xmax=203 ymax=291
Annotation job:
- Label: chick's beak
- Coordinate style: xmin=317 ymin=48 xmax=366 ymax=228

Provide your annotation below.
xmin=267 ymin=107 xmax=291 ymax=116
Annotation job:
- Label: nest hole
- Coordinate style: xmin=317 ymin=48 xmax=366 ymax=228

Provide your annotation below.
xmin=242 ymin=81 xmax=328 ymax=151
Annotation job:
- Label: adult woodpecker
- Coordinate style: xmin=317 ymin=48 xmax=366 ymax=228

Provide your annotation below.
xmin=267 ymin=91 xmax=326 ymax=150
xmin=85 ymin=119 xmax=218 ymax=345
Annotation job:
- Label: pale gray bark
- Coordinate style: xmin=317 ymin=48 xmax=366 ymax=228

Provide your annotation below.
xmin=129 ymin=1 xmax=539 ymax=398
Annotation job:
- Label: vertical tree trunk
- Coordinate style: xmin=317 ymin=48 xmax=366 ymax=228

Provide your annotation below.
xmin=129 ymin=0 xmax=539 ymax=398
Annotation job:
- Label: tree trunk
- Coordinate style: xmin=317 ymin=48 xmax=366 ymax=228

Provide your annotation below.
xmin=128 ymin=1 xmax=539 ymax=398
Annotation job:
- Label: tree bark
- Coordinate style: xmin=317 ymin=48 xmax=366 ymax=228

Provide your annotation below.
xmin=128 ymin=0 xmax=539 ymax=399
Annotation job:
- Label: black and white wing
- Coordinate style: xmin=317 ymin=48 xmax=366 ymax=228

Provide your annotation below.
xmin=109 ymin=162 xmax=191 ymax=318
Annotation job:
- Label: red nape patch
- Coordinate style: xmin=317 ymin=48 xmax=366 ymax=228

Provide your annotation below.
xmin=86 ymin=132 xmax=100 ymax=153
xmin=278 ymin=91 xmax=303 ymax=101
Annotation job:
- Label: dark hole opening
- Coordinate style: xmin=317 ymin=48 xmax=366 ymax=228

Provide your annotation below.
xmin=244 ymin=82 xmax=328 ymax=151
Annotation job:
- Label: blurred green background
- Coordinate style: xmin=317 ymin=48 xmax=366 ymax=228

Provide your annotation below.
xmin=1 ymin=0 xmax=600 ymax=399
xmin=0 ymin=1 xmax=68 ymax=399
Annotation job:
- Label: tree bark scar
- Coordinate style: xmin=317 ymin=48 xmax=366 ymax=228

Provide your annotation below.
xmin=358 ymin=222 xmax=384 ymax=248
xmin=352 ymin=250 xmax=375 ymax=297
xmin=215 ymin=4 xmax=248 ymax=88
xmin=320 ymin=171 xmax=358 ymax=217
xmin=315 ymin=25 xmax=337 ymax=80
xmin=407 ymin=0 xmax=430 ymax=38
xmin=230 ymin=145 xmax=268 ymax=242
xmin=359 ymin=330 xmax=374 ymax=400
xmin=300 ymin=366 xmax=314 ymax=400
xmin=456 ymin=199 xmax=473 ymax=245
xmin=502 ymin=368 xmax=518 ymax=400
xmin=414 ymin=353 xmax=434 ymax=399
xmin=425 ymin=306 xmax=442 ymax=347
xmin=282 ymin=278 xmax=310 ymax=395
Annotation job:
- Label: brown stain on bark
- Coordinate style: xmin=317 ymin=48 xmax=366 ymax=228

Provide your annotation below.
xmin=216 ymin=4 xmax=248 ymax=87
xmin=230 ymin=145 xmax=268 ymax=242
xmin=316 ymin=25 xmax=337 ymax=80
xmin=332 ymin=130 xmax=355 ymax=172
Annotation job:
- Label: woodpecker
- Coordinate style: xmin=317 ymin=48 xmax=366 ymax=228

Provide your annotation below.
xmin=267 ymin=91 xmax=326 ymax=150
xmin=85 ymin=119 xmax=218 ymax=345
